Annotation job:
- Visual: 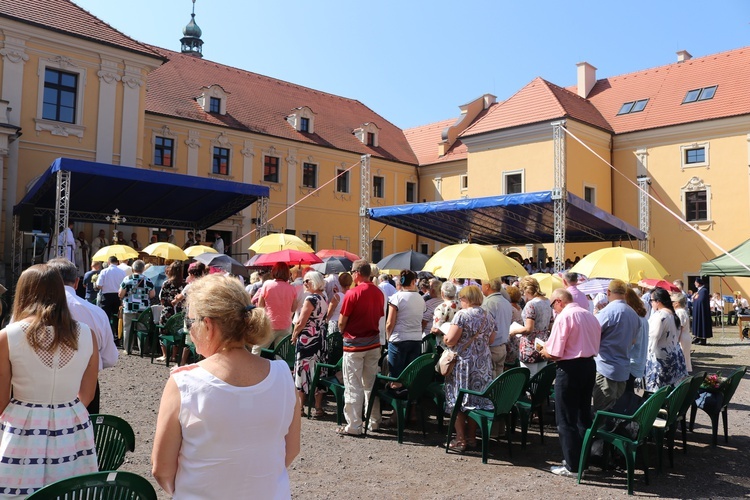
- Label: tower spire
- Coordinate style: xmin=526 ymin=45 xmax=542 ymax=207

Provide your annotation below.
xmin=180 ymin=0 xmax=203 ymax=58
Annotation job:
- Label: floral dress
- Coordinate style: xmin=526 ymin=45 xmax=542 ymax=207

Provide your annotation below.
xmin=644 ymin=309 xmax=688 ymax=392
xmin=519 ymin=297 xmax=552 ymax=364
xmin=432 ymin=299 xmax=459 ymax=347
xmin=444 ymin=307 xmax=495 ymax=413
xmin=506 ymin=305 xmax=523 ymax=365
xmin=159 ymin=279 xmax=185 ymax=325
xmin=294 ymin=293 xmax=328 ymax=395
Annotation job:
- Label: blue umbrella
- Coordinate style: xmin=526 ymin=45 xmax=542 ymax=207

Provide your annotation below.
xmin=143 ymin=265 xmax=167 ymax=289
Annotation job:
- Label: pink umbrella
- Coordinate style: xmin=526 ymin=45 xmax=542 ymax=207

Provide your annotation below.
xmin=316 ymin=249 xmax=360 ymax=261
xmin=254 ymin=249 xmax=323 ymax=267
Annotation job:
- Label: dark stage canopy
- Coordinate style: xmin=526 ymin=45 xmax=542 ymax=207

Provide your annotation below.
xmin=368 ymin=191 xmax=645 ymax=245
xmin=14 ymin=158 xmax=269 ymax=230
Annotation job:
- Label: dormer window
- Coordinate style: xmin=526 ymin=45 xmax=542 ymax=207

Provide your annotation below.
xmin=286 ymin=106 xmax=315 ymax=134
xmin=354 ymin=122 xmax=379 ymax=147
xmin=209 ymin=97 xmax=221 ymax=113
xmin=197 ymin=84 xmax=228 ymax=115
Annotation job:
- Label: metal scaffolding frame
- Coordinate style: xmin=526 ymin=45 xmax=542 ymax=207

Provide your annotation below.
xmin=637 ymin=175 xmax=650 ymax=253
xmin=53 ymin=169 xmax=71 ymax=258
xmin=256 ymin=196 xmax=269 ymax=238
xmin=359 ymin=154 xmax=371 ymax=261
xmin=552 ymin=121 xmax=567 ymax=272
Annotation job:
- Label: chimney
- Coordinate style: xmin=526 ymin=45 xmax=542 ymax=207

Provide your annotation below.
xmin=576 ymin=62 xmax=597 ymax=99
xmin=676 ymin=50 xmax=692 ymax=63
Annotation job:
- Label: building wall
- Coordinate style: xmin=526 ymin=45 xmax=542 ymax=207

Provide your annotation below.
xmin=614 ymin=116 xmax=750 ymax=296
xmin=0 ymin=18 xmax=159 ymax=263
xmin=143 ymin=114 xmax=418 ymax=260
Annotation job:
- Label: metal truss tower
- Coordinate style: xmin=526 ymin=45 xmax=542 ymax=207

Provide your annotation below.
xmin=552 ymin=121 xmax=567 ymax=272
xmin=54 ymin=169 xmax=71 ymax=257
xmin=359 ymin=154 xmax=371 ymax=261
xmin=637 ymin=175 xmax=650 ymax=253
xmin=256 ymin=196 xmax=269 ymax=238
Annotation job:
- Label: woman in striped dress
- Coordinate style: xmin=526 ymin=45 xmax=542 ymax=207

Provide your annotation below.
xmin=0 ymin=264 xmax=98 ymax=498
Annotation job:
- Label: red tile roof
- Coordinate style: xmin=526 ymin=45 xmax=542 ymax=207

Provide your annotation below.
xmin=460 ymin=46 xmax=750 ymax=139
xmin=0 ymin=0 xmax=163 ymax=60
xmin=403 ymin=118 xmax=468 ymax=166
xmin=461 ymin=77 xmax=612 ymax=138
xmin=145 ymin=47 xmax=418 ymax=165
xmin=579 ymin=46 xmax=750 ymax=134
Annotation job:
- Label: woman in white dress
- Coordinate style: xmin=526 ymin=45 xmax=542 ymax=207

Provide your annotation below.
xmin=0 ymin=264 xmax=99 ymax=498
xmin=152 ymin=274 xmax=301 ymax=499
xmin=671 ymin=292 xmax=692 ymax=373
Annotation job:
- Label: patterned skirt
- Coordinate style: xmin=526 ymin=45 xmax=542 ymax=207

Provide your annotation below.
xmin=0 ymin=398 xmax=97 ymax=498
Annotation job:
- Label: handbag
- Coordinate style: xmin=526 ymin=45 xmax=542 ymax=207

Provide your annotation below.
xmin=435 ymin=329 xmax=481 ymax=376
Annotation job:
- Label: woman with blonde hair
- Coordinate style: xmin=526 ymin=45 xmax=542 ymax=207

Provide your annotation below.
xmin=513 ymin=276 xmax=552 ymax=377
xmin=443 ymin=285 xmax=495 ymax=452
xmin=0 ymin=264 xmax=99 ymax=496
xmin=291 ymin=271 xmax=328 ymax=416
xmin=153 ymin=274 xmax=300 ymax=498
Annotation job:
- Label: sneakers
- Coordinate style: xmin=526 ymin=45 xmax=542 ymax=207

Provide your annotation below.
xmin=550 ymin=460 xmax=578 ymax=478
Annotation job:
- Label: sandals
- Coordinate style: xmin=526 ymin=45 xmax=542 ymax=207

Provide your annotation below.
xmin=313 ymin=408 xmax=325 ymax=419
xmin=448 ymin=438 xmax=466 ymax=453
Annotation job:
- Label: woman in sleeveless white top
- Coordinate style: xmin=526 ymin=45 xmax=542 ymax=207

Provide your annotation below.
xmin=0 ymin=264 xmax=99 ymax=498
xmin=153 ymin=274 xmax=301 ymax=499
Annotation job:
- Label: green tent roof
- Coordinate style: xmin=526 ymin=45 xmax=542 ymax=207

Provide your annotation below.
xmin=699 ymin=239 xmax=750 ymax=277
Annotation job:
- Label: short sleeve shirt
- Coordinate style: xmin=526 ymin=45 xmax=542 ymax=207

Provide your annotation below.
xmin=120 ymin=274 xmax=154 ymax=313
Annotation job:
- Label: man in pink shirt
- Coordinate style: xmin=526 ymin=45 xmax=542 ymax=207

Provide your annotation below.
xmin=542 ymin=288 xmax=601 ymax=477
xmin=563 ymin=271 xmax=590 ymax=311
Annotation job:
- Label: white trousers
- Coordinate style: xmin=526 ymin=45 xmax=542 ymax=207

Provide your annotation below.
xmin=342 ymin=347 xmax=381 ymax=434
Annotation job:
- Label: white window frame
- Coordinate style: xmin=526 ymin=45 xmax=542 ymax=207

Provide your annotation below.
xmin=301 ymin=232 xmax=318 ymax=251
xmin=301 ymin=162 xmax=318 ymax=189
xmin=353 ymin=122 xmax=380 ymax=147
xmin=459 ymin=174 xmax=468 ymax=191
xmin=680 ymin=142 xmax=710 ymax=170
xmin=405 ymin=181 xmax=417 ymax=203
xmin=502 ymin=169 xmax=525 ymax=195
xmin=35 ymin=57 xmax=86 ymax=138
xmin=583 ymin=184 xmax=596 ymax=205
xmin=336 ymin=168 xmax=350 ymax=193
xmin=286 ymin=106 xmax=316 ymax=134
xmin=373 ymin=175 xmax=385 ymax=198
xmin=197 ymin=85 xmax=228 ymax=115
xmin=151 ymin=125 xmax=177 ymax=168
xmin=680 ymin=176 xmax=712 ymax=222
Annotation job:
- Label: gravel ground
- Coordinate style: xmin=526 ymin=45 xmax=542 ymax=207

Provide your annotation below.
xmin=100 ymin=325 xmax=750 ymax=499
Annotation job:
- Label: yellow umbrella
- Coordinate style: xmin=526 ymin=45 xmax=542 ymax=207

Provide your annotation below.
xmin=570 ymin=247 xmax=668 ymax=283
xmin=184 ymin=245 xmax=218 ymax=257
xmin=142 ymin=242 xmax=188 ymax=261
xmin=422 ymin=243 xmax=528 ymax=282
xmin=91 ymin=244 xmax=139 ymax=262
xmin=529 ymin=273 xmax=565 ymax=297
xmin=249 ymin=234 xmax=314 ymax=253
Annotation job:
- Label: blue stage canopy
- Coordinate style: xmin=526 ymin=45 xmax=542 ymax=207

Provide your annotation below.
xmin=14 ymin=158 xmax=269 ymax=230
xmin=368 ymin=191 xmax=645 ymax=245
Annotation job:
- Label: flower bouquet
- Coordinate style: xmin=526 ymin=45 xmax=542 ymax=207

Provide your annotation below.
xmin=700 ymin=372 xmax=727 ymax=393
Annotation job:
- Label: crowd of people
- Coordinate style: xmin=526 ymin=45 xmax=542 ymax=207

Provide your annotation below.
xmin=0 ymin=245 xmax=722 ymax=496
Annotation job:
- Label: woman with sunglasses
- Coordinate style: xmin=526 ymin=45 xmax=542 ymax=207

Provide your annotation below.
xmin=153 ymin=274 xmax=300 ymax=498
xmin=644 ymin=287 xmax=688 ymax=393
xmin=291 ymin=271 xmax=328 ymax=416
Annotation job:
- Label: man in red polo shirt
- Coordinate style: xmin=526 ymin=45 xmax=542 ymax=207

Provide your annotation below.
xmin=337 ymin=260 xmax=384 ymax=436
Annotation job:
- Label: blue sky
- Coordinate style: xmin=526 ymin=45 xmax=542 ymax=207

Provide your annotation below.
xmin=74 ymin=0 xmax=749 ymax=130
